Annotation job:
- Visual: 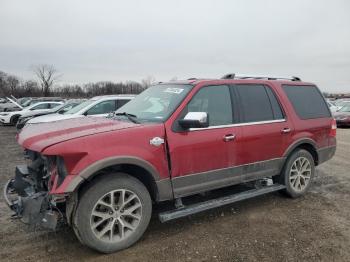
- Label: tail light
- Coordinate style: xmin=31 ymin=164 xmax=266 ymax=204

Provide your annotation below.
xmin=330 ymin=118 xmax=337 ymax=137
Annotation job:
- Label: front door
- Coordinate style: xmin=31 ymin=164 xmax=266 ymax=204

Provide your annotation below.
xmin=165 ymin=84 xmax=242 ymax=198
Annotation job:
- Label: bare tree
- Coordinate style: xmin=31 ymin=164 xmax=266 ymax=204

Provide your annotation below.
xmin=32 ymin=64 xmax=60 ymax=96
xmin=141 ymin=76 xmax=156 ymax=89
xmin=7 ymin=75 xmax=20 ymax=95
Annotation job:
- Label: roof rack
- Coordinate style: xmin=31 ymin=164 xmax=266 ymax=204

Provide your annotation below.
xmin=221 ymin=73 xmax=301 ymax=81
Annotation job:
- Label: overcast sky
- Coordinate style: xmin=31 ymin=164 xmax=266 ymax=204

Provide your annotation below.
xmin=0 ymin=0 xmax=349 ymax=92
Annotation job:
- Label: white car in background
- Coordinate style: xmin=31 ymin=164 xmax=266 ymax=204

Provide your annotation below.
xmin=0 ymin=101 xmax=64 ymax=125
xmin=326 ymin=101 xmax=340 ymax=113
xmin=26 ymin=95 xmax=135 ymax=125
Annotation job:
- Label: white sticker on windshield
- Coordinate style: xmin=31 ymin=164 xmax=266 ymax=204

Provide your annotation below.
xmin=164 ymin=88 xmax=184 ymax=94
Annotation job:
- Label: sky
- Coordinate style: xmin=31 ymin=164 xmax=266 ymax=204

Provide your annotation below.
xmin=0 ymin=0 xmax=349 ymax=92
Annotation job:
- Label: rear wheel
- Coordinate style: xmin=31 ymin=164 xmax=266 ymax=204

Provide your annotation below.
xmin=74 ymin=173 xmax=152 ymax=253
xmin=278 ymin=149 xmax=315 ymax=198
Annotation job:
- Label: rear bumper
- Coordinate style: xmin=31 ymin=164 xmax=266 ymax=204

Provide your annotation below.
xmin=3 ymin=165 xmax=59 ymax=230
xmin=317 ymin=145 xmax=336 ymax=165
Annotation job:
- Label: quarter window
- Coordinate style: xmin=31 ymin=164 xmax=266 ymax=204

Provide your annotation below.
xmin=187 ymin=85 xmax=233 ymax=126
xmin=283 ymin=85 xmax=331 ymax=119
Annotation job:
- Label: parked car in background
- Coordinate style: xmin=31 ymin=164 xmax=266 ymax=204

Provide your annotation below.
xmin=334 ymin=99 xmax=350 ymax=110
xmin=16 ymin=99 xmax=86 ymax=130
xmin=0 ymin=101 xmax=64 ymax=125
xmin=19 ymin=97 xmax=65 ymax=108
xmin=0 ymin=97 xmax=31 ymax=112
xmin=26 ymin=95 xmax=135 ymax=125
xmin=5 ymin=74 xmax=336 ymax=253
xmin=327 ymin=101 xmax=340 ymax=113
xmin=334 ymin=105 xmax=350 ymax=127
xmin=0 ymin=98 xmax=7 ymax=103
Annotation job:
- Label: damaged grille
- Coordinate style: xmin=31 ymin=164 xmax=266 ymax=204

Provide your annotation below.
xmin=4 ymin=150 xmax=68 ymax=230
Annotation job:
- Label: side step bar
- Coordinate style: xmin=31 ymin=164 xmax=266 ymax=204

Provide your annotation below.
xmin=159 ymin=184 xmax=286 ymax=223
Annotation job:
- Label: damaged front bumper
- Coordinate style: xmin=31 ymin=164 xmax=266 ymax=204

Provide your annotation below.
xmin=4 ymin=165 xmax=60 ymax=230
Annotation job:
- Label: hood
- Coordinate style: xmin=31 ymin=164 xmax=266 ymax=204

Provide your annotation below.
xmin=28 ymin=113 xmax=83 ymax=123
xmin=7 ymin=97 xmax=23 ymax=109
xmin=18 ymin=117 xmax=138 ymax=152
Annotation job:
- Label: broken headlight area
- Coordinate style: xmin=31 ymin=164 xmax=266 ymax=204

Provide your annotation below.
xmin=4 ymin=151 xmax=68 ymax=230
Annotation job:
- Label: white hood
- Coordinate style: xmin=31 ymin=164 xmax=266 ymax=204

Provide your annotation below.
xmin=27 ymin=113 xmax=84 ymax=124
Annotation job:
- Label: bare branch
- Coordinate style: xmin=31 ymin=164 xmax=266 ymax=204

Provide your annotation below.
xmin=32 ymin=64 xmax=61 ymax=96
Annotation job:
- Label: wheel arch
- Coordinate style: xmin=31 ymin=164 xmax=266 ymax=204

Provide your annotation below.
xmin=283 ymin=138 xmax=319 ymax=166
xmin=66 ymin=156 xmax=173 ymax=202
xmin=10 ymin=114 xmax=21 ymax=124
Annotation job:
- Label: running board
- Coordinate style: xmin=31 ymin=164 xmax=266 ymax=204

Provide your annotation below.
xmin=159 ymin=184 xmax=286 ymax=223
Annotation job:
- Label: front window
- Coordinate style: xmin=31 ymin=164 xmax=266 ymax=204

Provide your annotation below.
xmin=115 ymin=84 xmax=193 ymax=122
xmin=186 ymin=85 xmax=233 ymax=126
xmin=85 ymin=100 xmax=116 ymax=115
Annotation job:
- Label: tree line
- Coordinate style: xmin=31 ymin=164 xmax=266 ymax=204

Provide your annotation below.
xmin=0 ymin=65 xmax=155 ymax=98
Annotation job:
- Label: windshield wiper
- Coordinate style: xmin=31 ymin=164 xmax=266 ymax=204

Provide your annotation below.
xmin=114 ymin=112 xmax=139 ymax=124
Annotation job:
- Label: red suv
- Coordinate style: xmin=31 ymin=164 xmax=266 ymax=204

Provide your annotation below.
xmin=5 ymin=74 xmax=336 ymax=253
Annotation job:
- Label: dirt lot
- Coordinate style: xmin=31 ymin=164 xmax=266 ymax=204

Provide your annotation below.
xmin=0 ymin=127 xmax=349 ymax=262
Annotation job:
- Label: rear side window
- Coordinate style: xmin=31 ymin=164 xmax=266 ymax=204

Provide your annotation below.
xmin=235 ymin=85 xmax=283 ymax=122
xmin=283 ymin=85 xmax=331 ymax=119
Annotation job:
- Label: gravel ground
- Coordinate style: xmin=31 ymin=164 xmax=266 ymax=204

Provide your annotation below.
xmin=0 ymin=126 xmax=349 ymax=262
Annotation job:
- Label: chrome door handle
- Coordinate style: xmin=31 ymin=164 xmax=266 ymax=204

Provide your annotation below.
xmin=281 ymin=128 xmax=291 ymax=134
xmin=223 ymin=134 xmax=235 ymax=142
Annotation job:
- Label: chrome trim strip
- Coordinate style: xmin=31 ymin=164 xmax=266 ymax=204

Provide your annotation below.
xmin=189 ymin=119 xmax=286 ymax=131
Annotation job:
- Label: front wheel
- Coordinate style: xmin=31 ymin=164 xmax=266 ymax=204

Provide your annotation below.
xmin=10 ymin=115 xmax=20 ymax=125
xmin=279 ymin=149 xmax=315 ymax=198
xmin=74 ymin=173 xmax=152 ymax=253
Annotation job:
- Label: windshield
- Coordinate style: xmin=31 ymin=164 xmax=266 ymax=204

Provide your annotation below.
xmin=63 ymin=100 xmax=95 ymax=114
xmin=339 ymin=106 xmax=350 ymax=112
xmin=115 ymin=84 xmax=193 ymax=122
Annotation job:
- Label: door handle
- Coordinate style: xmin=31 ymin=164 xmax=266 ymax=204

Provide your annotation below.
xmin=281 ymin=128 xmax=291 ymax=134
xmin=223 ymin=134 xmax=235 ymax=142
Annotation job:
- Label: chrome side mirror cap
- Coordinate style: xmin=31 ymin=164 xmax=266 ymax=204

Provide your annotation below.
xmin=178 ymin=112 xmax=209 ymax=129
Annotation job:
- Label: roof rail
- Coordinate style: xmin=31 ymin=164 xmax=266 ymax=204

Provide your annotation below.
xmin=221 ymin=73 xmax=301 ymax=81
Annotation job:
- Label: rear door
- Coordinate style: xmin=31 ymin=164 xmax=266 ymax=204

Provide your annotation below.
xmin=233 ymin=84 xmax=292 ymax=177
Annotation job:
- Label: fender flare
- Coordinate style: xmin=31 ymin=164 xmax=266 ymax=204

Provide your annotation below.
xmin=65 ymin=156 xmax=161 ymax=193
xmin=282 ymin=138 xmax=318 ymax=161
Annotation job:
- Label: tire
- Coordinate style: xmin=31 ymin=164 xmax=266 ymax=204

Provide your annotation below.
xmin=74 ymin=173 xmax=152 ymax=253
xmin=10 ymin=115 xmax=20 ymax=125
xmin=278 ymin=149 xmax=315 ymax=198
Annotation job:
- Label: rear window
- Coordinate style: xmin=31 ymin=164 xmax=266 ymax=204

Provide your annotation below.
xmin=283 ymin=85 xmax=331 ymax=119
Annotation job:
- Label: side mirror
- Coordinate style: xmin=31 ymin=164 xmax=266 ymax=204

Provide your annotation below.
xmin=178 ymin=112 xmax=209 ymax=129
